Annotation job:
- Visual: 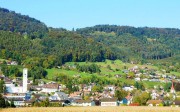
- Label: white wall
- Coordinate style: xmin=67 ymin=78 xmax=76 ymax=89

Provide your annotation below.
xmin=41 ymin=88 xmax=58 ymax=93
xmin=23 ymin=68 xmax=28 ymax=93
xmin=101 ymin=102 xmax=117 ymax=106
xmin=6 ymin=86 xmax=23 ymax=93
xmin=72 ymin=102 xmax=92 ymax=106
xmin=14 ymin=101 xmax=25 ymax=107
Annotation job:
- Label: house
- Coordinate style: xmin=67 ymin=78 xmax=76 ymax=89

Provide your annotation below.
xmin=115 ymin=74 xmax=122 ymax=78
xmin=123 ymin=86 xmax=134 ymax=91
xmin=151 ymin=90 xmax=159 ymax=100
xmin=5 ymin=68 xmax=28 ymax=93
xmin=104 ymin=85 xmax=115 ymax=95
xmin=4 ymin=93 xmax=26 ymax=99
xmin=129 ymin=66 xmax=139 ymax=73
xmin=13 ymin=98 xmax=25 ymax=107
xmin=24 ymin=93 xmax=32 ymax=101
xmin=101 ymin=91 xmax=113 ymax=98
xmin=30 ymin=85 xmax=42 ymax=91
xmin=142 ymin=78 xmax=148 ymax=81
xmin=121 ymin=95 xmax=133 ymax=105
xmin=149 ymin=79 xmax=160 ymax=82
xmin=123 ymin=70 xmax=129 ymax=74
xmin=6 ymin=98 xmax=25 ymax=107
xmin=71 ymin=99 xmax=95 ymax=106
xmin=69 ymin=91 xmax=82 ymax=98
xmin=49 ymin=92 xmax=68 ymax=101
xmin=24 ymin=99 xmax=35 ymax=107
xmin=83 ymin=85 xmax=92 ymax=92
xmin=41 ymin=83 xmax=59 ymax=93
xmin=0 ymin=75 xmax=4 ymax=80
xmin=135 ymin=73 xmax=142 ymax=77
xmin=134 ymin=77 xmax=140 ymax=81
xmin=146 ymin=100 xmax=163 ymax=106
xmin=7 ymin=61 xmax=18 ymax=65
xmin=6 ymin=85 xmax=24 ymax=93
xmin=100 ymin=98 xmax=118 ymax=106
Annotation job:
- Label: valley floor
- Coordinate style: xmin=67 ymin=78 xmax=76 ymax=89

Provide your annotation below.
xmin=1 ymin=106 xmax=180 ymax=112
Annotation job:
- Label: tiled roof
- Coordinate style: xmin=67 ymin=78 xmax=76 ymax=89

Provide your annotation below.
xmin=100 ymin=98 xmax=117 ymax=102
xmin=42 ymin=84 xmax=59 ymax=89
xmin=174 ymin=100 xmax=180 ymax=105
xmin=125 ymin=95 xmax=132 ymax=101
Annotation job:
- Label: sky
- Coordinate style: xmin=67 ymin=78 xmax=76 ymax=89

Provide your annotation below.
xmin=0 ymin=0 xmax=180 ymax=30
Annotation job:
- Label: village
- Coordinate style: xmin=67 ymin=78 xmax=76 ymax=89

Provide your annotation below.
xmin=0 ymin=61 xmax=180 ymax=108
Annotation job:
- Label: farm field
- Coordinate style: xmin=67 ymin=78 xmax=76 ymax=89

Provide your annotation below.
xmin=46 ymin=59 xmax=158 ymax=79
xmin=45 ymin=59 xmax=166 ymax=88
xmin=1 ymin=107 xmax=180 ymax=112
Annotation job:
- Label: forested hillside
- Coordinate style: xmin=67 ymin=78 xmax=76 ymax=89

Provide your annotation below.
xmin=0 ymin=8 xmax=48 ymax=39
xmin=77 ymin=25 xmax=180 ymax=61
xmin=0 ymin=8 xmax=179 ymax=70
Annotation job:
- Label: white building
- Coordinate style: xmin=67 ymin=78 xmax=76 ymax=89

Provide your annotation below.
xmin=6 ymin=85 xmax=23 ymax=93
xmin=101 ymin=98 xmax=117 ymax=106
xmin=13 ymin=99 xmax=25 ymax=107
xmin=151 ymin=90 xmax=159 ymax=100
xmin=134 ymin=77 xmax=141 ymax=81
xmin=6 ymin=68 xmax=28 ymax=93
xmin=49 ymin=92 xmax=68 ymax=101
xmin=71 ymin=100 xmax=94 ymax=106
xmin=41 ymin=83 xmax=59 ymax=93
xmin=123 ymin=86 xmax=134 ymax=91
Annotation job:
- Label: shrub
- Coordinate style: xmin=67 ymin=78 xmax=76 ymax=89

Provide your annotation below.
xmin=129 ymin=103 xmax=139 ymax=106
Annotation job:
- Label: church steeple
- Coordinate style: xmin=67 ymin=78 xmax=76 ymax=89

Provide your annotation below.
xmin=170 ymin=80 xmax=175 ymax=94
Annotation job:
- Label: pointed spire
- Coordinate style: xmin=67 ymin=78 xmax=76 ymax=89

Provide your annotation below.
xmin=171 ymin=80 xmax=175 ymax=93
xmin=171 ymin=80 xmax=174 ymax=89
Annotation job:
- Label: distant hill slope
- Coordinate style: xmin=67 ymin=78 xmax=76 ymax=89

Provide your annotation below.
xmin=76 ymin=25 xmax=180 ymax=61
xmin=76 ymin=25 xmax=180 ymax=38
xmin=0 ymin=8 xmax=179 ymax=69
xmin=0 ymin=7 xmax=48 ymax=39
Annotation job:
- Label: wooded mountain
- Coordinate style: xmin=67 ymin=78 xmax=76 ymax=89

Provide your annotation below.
xmin=0 ymin=8 xmax=48 ymax=39
xmin=77 ymin=25 xmax=180 ymax=61
xmin=0 ymin=7 xmax=179 ymax=69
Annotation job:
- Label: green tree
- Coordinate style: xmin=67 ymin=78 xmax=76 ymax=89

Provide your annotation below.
xmin=10 ymin=100 xmax=15 ymax=107
xmin=133 ymin=92 xmax=150 ymax=105
xmin=115 ymin=89 xmax=128 ymax=101
xmin=0 ymin=94 xmax=6 ymax=108
xmin=128 ymin=72 xmax=135 ymax=78
xmin=0 ymin=80 xmax=5 ymax=93
xmin=92 ymin=85 xmax=103 ymax=93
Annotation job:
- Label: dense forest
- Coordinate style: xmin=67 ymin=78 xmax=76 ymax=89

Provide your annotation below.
xmin=77 ymin=25 xmax=180 ymax=60
xmin=0 ymin=7 xmax=180 ymax=71
xmin=0 ymin=8 xmax=48 ymax=39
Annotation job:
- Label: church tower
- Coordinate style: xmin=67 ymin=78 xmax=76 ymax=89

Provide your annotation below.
xmin=170 ymin=80 xmax=175 ymax=94
xmin=23 ymin=68 xmax=28 ymax=93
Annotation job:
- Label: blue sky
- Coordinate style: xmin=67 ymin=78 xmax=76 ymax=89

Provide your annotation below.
xmin=0 ymin=0 xmax=180 ymax=30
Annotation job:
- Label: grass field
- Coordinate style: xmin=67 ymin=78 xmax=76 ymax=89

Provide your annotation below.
xmin=45 ymin=59 xmax=168 ymax=88
xmin=1 ymin=107 xmax=180 ymax=112
xmin=46 ymin=59 xmax=158 ymax=79
xmin=169 ymin=72 xmax=180 ymax=76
